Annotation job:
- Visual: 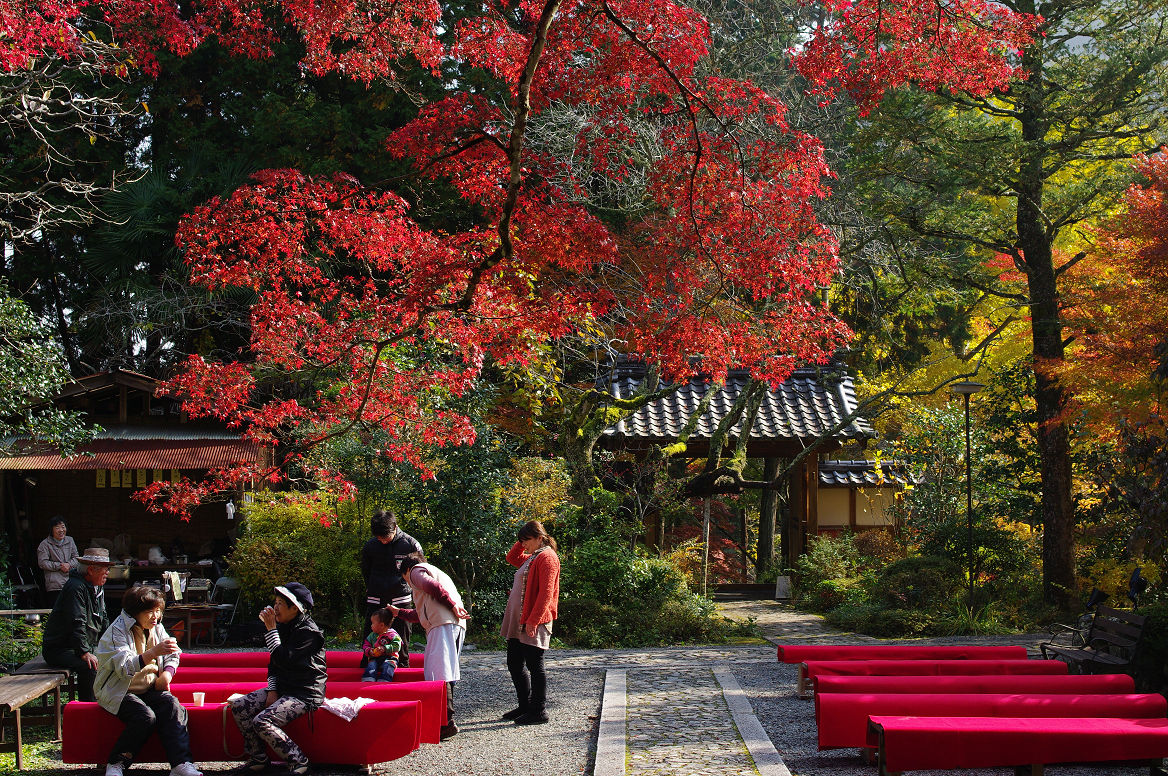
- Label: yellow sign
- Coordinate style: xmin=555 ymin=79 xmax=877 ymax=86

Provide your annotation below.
xmin=122 ymin=470 xmax=133 ymax=488
xmin=136 ymin=469 xmax=148 ymax=487
xmin=109 ymin=469 xmax=121 ymax=488
xmin=152 ymin=469 xmax=163 ymax=482
xmin=171 ymin=469 xmax=180 ymax=484
xmin=96 ymin=469 xmax=106 ymax=488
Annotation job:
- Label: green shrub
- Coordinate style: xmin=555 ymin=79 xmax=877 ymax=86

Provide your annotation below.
xmin=807 ymin=578 xmax=868 ymax=613
xmin=794 ymin=534 xmax=861 ymax=591
xmin=874 ymin=555 xmax=962 ymax=610
xmin=866 ymin=607 xmax=939 ymax=637
xmin=228 ymin=493 xmax=368 ymax=633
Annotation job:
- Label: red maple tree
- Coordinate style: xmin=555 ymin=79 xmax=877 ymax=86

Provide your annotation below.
xmin=4 ymin=0 xmax=1037 ymax=515
xmin=1056 ymin=150 xmax=1168 ymax=432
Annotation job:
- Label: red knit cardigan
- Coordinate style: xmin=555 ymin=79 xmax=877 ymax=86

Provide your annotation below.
xmin=506 ymin=542 xmax=560 ymax=627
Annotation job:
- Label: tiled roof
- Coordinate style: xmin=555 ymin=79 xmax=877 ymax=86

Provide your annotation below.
xmin=602 ymin=363 xmax=874 ymax=444
xmin=0 ymin=438 xmax=262 ymax=470
xmin=819 ymin=460 xmax=916 ymax=487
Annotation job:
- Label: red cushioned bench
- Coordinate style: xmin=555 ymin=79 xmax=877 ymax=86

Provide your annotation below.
xmin=179 ymin=651 xmax=425 ymax=669
xmin=782 ymin=645 xmax=1029 ymax=696
xmin=778 ymin=644 xmax=1028 ymax=663
xmin=171 ymin=666 xmax=425 ymax=683
xmin=866 ymin=715 xmax=1168 ymax=776
xmin=816 ymin=692 xmax=1167 ymax=749
xmin=167 ymin=680 xmax=448 ymax=744
xmin=62 ymin=698 xmax=421 ymax=768
xmin=798 ymin=659 xmax=1065 ymax=698
xmin=813 ymin=673 xmax=1136 ymax=696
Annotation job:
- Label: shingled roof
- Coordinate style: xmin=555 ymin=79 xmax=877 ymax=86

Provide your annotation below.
xmin=598 ymin=361 xmax=874 ymax=457
xmin=819 ymin=460 xmax=916 ymax=487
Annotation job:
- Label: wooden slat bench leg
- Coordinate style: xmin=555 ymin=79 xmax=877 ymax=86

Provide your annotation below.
xmin=797 ymin=663 xmax=808 ymax=697
xmin=13 ymin=706 xmax=23 ymax=770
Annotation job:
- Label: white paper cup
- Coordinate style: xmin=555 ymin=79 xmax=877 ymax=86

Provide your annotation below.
xmin=191 ymin=692 xmax=205 ymax=707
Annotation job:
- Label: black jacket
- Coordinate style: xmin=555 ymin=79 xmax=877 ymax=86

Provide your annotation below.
xmin=360 ymin=531 xmax=422 ymax=602
xmin=42 ymin=570 xmax=109 ymax=657
xmin=269 ymin=613 xmax=327 ymax=708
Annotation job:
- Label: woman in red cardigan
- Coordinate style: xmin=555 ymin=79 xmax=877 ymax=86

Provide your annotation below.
xmin=499 ymin=520 xmax=560 ymax=725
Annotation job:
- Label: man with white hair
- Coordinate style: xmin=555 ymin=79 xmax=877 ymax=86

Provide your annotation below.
xmin=42 ymin=547 xmax=113 ymax=701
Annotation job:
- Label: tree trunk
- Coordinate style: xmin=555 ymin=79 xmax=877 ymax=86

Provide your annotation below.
xmin=1017 ymin=39 xmax=1076 ymax=608
xmin=757 ymin=456 xmax=780 ymax=576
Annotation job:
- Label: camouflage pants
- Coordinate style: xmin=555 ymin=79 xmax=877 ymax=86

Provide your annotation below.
xmin=229 ymin=688 xmax=310 ymax=766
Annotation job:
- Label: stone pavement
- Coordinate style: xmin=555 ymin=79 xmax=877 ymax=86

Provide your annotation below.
xmin=592 ymin=599 xmax=840 ymax=776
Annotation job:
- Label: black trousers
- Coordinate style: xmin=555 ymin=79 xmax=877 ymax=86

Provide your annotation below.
xmin=109 ymin=689 xmax=192 ymax=767
xmin=365 ymin=599 xmax=413 ymax=667
xmin=43 ymin=648 xmax=96 ymax=702
xmin=506 ymin=638 xmax=547 ymax=714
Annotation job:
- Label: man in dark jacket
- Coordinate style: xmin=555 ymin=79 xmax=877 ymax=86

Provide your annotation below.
xmin=360 ymin=510 xmax=422 ymax=667
xmin=42 ymin=547 xmax=113 ymax=701
xmin=227 ymin=582 xmax=326 ymax=776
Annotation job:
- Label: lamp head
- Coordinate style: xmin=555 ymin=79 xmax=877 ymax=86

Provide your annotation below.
xmin=950 ymin=380 xmax=985 ymax=396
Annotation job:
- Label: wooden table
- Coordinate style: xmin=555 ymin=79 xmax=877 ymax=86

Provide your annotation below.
xmin=164 ymin=605 xmax=219 ymax=647
xmin=0 ymin=673 xmax=65 ymax=770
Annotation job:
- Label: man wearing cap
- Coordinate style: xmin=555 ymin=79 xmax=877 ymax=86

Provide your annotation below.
xmin=228 ymin=582 xmax=326 ymax=776
xmin=360 ymin=510 xmax=422 ymax=667
xmin=42 ymin=547 xmax=113 ymax=701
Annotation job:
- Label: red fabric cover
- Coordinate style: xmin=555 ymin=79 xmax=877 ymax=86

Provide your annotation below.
xmin=777 ymin=644 xmax=1027 ymax=664
xmin=167 ymin=680 xmax=448 ymax=744
xmin=867 ymin=716 xmax=1168 ymax=772
xmin=813 ymin=673 xmax=1135 ymax=695
xmin=802 ymin=659 xmax=1067 ymax=681
xmin=62 ymin=699 xmax=421 ymax=766
xmin=170 ymin=667 xmax=425 ymax=683
xmin=178 ymin=651 xmax=424 ymax=669
xmin=817 ymin=693 xmax=1167 ymax=749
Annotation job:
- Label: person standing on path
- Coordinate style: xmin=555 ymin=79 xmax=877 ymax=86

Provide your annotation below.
xmin=388 ymin=556 xmax=468 ymax=740
xmin=361 ymin=510 xmax=423 ymax=667
xmin=42 ymin=547 xmax=113 ymax=701
xmin=500 ymin=520 xmax=560 ymax=726
xmin=37 ymin=516 xmax=79 ymax=609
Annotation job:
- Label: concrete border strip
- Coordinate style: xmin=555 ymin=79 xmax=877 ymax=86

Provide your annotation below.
xmin=593 ymin=668 xmax=627 ymax=776
xmin=714 ymin=666 xmax=793 ymax=776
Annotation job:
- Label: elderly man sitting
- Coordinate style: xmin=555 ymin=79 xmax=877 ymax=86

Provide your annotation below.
xmin=42 ymin=547 xmax=114 ymax=701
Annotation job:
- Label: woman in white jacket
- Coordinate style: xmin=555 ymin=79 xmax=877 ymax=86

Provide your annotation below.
xmin=94 ymin=585 xmax=201 ymax=776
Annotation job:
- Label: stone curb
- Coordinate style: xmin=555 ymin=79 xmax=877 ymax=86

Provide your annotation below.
xmin=594 ymin=669 xmax=627 ymax=776
xmin=714 ymin=666 xmax=792 ymax=776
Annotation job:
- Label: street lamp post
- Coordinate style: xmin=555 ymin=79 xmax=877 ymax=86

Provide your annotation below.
xmin=950 ymin=380 xmax=985 ymax=610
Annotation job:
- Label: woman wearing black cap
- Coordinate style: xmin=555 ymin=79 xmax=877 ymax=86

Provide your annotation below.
xmin=228 ymin=582 xmax=326 ymax=775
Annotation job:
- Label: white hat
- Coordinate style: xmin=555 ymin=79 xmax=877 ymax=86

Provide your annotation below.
xmin=79 ymin=547 xmax=113 ymax=565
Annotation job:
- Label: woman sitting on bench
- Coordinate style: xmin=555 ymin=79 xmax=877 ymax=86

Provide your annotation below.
xmin=94 ymin=585 xmax=202 ymax=776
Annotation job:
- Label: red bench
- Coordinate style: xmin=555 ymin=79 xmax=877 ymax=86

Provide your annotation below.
xmin=867 ymin=715 xmax=1168 ymax=776
xmin=62 ymin=698 xmax=421 ymax=768
xmin=167 ymin=680 xmax=447 ymax=744
xmin=816 ymin=692 xmax=1167 ymax=749
xmin=813 ymin=673 xmax=1135 ymax=696
xmin=171 ymin=667 xmax=424 ymax=683
xmin=778 ymin=644 xmax=1028 ymax=663
xmin=798 ymin=658 xmax=1065 ymax=698
xmin=179 ymin=651 xmax=425 ymax=669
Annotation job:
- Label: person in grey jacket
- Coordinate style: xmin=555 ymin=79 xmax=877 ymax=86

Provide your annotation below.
xmin=37 ymin=517 xmax=78 ymax=608
xmin=95 ymin=585 xmax=201 ymax=776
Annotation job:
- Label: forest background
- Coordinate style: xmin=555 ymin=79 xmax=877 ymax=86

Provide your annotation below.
xmin=2 ymin=0 xmax=1167 ymax=667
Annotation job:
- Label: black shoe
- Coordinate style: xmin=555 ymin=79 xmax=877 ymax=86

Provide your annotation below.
xmin=226 ymin=760 xmax=270 ymax=775
xmin=501 ymin=707 xmax=526 ymax=721
xmin=287 ymin=761 xmax=309 ymax=776
xmin=514 ymin=712 xmax=549 ymax=725
xmin=439 ymin=723 xmax=459 ymax=740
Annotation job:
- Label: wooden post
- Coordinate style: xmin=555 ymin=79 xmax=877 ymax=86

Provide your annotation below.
xmin=702 ymin=498 xmax=711 ymax=597
xmin=757 ymin=457 xmax=780 ymax=575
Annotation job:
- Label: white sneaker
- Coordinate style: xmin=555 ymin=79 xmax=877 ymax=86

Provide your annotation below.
xmin=105 ymin=764 xmax=124 ymax=776
xmin=170 ymin=763 xmax=203 ymax=776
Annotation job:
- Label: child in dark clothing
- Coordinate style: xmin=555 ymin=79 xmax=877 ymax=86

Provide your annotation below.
xmin=361 ymin=607 xmax=403 ymax=682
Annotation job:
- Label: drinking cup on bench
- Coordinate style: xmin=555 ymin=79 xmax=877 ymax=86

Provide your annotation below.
xmin=191 ymin=692 xmax=205 ymax=707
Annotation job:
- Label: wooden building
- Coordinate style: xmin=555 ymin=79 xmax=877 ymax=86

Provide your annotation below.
xmin=598 ymin=361 xmax=882 ymax=566
xmin=0 ymin=370 xmax=264 ymax=579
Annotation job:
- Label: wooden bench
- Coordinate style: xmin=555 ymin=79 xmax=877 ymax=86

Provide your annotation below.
xmin=0 ymin=673 xmax=66 ymax=770
xmin=13 ymin=656 xmax=76 ymax=701
xmin=1040 ymin=604 xmax=1146 ymax=672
